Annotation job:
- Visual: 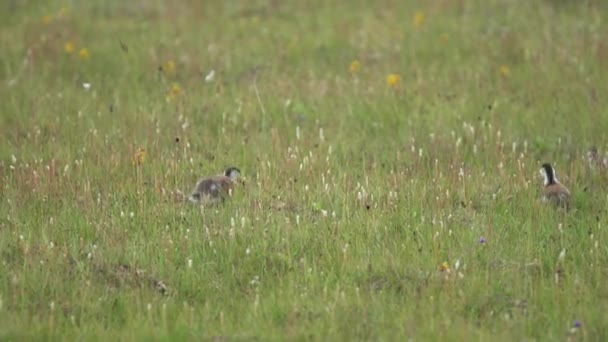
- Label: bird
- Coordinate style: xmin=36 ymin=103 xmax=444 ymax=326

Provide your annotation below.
xmin=188 ymin=167 xmax=241 ymax=205
xmin=539 ymin=163 xmax=570 ymax=209
xmin=586 ymin=146 xmax=608 ymax=170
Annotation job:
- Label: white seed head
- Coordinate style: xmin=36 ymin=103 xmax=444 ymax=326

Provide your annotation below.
xmin=205 ymin=69 xmax=216 ymax=82
xmin=558 ymin=249 xmax=566 ymax=262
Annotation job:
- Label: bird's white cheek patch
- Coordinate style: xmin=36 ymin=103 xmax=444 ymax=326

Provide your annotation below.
xmin=539 ymin=169 xmax=549 ymax=186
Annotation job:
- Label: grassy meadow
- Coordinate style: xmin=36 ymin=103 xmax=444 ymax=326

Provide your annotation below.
xmin=2 ymin=0 xmax=608 ymax=340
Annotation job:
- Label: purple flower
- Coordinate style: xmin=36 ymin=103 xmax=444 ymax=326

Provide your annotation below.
xmin=479 ymin=237 xmax=486 ymax=244
xmin=574 ymin=320 xmax=581 ymax=328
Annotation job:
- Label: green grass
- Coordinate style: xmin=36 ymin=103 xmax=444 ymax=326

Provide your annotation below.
xmin=1 ymin=0 xmax=608 ymax=340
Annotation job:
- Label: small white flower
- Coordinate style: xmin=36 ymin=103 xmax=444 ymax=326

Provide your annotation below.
xmin=246 ymin=247 xmax=251 ymax=255
xmin=342 ymin=243 xmax=349 ymax=253
xmin=205 ymin=69 xmax=216 ymax=82
xmin=558 ymin=249 xmax=566 ymax=262
xmin=187 ymin=258 xmax=193 ymax=268
xmin=82 ymin=83 xmax=92 ymax=90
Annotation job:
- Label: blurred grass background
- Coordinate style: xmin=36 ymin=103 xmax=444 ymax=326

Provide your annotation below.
xmin=1 ymin=0 xmax=607 ymax=340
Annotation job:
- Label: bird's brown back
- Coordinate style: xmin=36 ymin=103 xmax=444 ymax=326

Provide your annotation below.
xmin=543 ymin=183 xmax=570 ymax=209
xmin=194 ymin=176 xmax=234 ymax=197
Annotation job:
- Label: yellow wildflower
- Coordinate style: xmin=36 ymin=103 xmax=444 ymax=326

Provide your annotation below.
xmin=43 ymin=15 xmax=52 ymax=25
xmin=386 ymin=73 xmax=401 ymax=88
xmin=499 ymin=65 xmax=510 ymax=78
xmin=166 ymin=83 xmax=183 ymax=102
xmin=414 ymin=11 xmax=425 ymax=29
xmin=164 ymin=60 xmax=176 ymax=75
xmin=440 ymin=261 xmax=450 ymax=272
xmin=170 ymin=83 xmax=181 ymax=96
xmin=133 ymin=148 xmax=146 ymax=166
xmin=79 ymin=48 xmax=90 ymax=60
xmin=64 ymin=41 xmax=75 ymax=54
xmin=350 ymin=60 xmax=361 ymax=74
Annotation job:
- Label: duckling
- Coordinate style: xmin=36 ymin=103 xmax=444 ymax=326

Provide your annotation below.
xmin=586 ymin=146 xmax=608 ymax=170
xmin=189 ymin=167 xmax=241 ymax=205
xmin=539 ymin=163 xmax=570 ymax=209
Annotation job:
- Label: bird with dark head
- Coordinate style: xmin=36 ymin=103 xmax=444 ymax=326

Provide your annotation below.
xmin=539 ymin=163 xmax=570 ymax=209
xmin=189 ymin=167 xmax=241 ymax=205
